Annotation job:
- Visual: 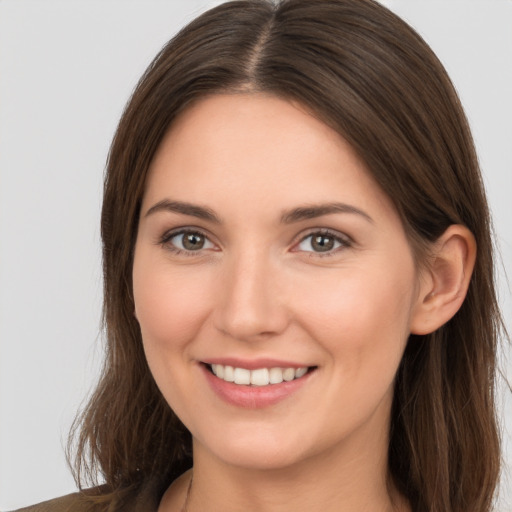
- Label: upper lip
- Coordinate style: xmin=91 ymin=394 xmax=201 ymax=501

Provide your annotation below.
xmin=201 ymin=357 xmax=312 ymax=370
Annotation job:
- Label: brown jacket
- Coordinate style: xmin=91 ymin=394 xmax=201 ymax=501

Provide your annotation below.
xmin=10 ymin=480 xmax=162 ymax=512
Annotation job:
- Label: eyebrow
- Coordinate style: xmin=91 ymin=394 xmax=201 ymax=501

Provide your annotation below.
xmin=144 ymin=199 xmax=221 ymax=223
xmin=144 ymin=199 xmax=373 ymax=225
xmin=280 ymin=202 xmax=374 ymax=224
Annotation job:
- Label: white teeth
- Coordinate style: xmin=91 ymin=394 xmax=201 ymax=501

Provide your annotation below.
xmin=210 ymin=364 xmax=309 ymax=386
xmin=233 ymin=367 xmax=251 ymax=385
xmin=269 ymin=367 xmax=284 ymax=384
xmin=250 ymin=368 xmax=269 ymax=386
xmin=215 ymin=364 xmax=224 ymax=379
xmin=295 ymin=367 xmax=308 ymax=378
xmin=283 ymin=368 xmax=295 ymax=381
xmin=224 ymin=365 xmax=235 ymax=382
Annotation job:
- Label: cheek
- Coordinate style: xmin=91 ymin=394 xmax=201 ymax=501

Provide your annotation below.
xmin=132 ymin=253 xmax=216 ymax=422
xmin=133 ymin=254 xmax=214 ymax=351
xmin=292 ymin=258 xmax=416 ymax=367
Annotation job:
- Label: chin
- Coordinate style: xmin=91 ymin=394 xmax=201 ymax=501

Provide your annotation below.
xmin=193 ymin=426 xmax=316 ymax=471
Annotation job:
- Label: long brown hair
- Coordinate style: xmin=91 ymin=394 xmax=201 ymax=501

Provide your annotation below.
xmin=69 ymin=1 xmax=504 ymax=510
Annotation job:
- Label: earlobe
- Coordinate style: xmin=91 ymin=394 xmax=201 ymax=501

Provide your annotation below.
xmin=410 ymin=225 xmax=476 ymax=335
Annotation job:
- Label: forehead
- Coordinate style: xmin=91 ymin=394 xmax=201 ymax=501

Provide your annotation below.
xmin=143 ymin=93 xmax=397 ymax=224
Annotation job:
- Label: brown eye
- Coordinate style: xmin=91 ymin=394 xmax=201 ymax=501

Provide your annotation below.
xmin=182 ymin=232 xmax=205 ymax=250
xmin=297 ymin=231 xmax=348 ymax=254
xmin=167 ymin=230 xmax=215 ymax=253
xmin=311 ymin=234 xmax=335 ymax=252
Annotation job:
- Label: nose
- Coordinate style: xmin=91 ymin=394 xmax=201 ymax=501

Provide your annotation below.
xmin=213 ymin=250 xmax=290 ymax=342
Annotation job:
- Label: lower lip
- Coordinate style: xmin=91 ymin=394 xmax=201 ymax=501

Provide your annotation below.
xmin=201 ymin=364 xmax=313 ymax=409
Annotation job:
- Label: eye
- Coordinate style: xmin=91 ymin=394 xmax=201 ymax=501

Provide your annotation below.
xmin=296 ymin=231 xmax=349 ymax=254
xmin=163 ymin=230 xmax=215 ymax=253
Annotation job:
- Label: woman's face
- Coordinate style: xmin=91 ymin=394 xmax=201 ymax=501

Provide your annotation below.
xmin=133 ymin=94 xmax=424 ymax=471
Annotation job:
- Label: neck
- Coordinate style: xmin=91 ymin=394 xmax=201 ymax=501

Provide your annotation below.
xmin=180 ymin=429 xmax=408 ymax=512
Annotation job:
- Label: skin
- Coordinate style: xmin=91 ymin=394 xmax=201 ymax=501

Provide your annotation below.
xmin=132 ymin=94 xmax=474 ymax=512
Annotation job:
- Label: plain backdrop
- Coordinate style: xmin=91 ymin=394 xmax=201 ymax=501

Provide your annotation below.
xmin=0 ymin=0 xmax=511 ymax=509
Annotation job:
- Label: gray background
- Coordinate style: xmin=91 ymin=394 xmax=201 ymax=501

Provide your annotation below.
xmin=1 ymin=0 xmax=510 ymax=509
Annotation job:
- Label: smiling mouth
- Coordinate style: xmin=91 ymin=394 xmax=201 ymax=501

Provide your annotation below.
xmin=207 ymin=364 xmax=316 ymax=387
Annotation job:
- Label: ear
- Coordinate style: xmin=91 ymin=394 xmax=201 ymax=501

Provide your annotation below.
xmin=410 ymin=225 xmax=476 ymax=335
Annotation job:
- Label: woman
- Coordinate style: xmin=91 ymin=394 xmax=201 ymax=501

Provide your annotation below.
xmin=16 ymin=0 xmax=505 ymax=511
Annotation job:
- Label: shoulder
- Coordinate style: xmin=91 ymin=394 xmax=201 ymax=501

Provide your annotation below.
xmin=8 ymin=490 xmax=103 ymax=512
xmin=8 ymin=479 xmax=162 ymax=512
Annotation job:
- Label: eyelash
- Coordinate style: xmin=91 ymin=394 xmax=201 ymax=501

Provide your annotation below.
xmin=158 ymin=228 xmax=352 ymax=258
xmin=295 ymin=229 xmax=352 ymax=258
xmin=159 ymin=228 xmax=215 ymax=257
